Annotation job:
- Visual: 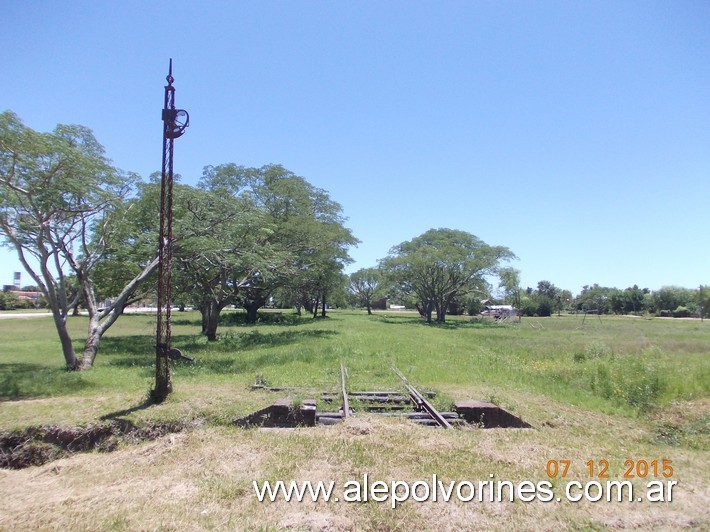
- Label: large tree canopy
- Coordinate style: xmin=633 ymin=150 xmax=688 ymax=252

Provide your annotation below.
xmin=0 ymin=111 xmax=157 ymax=369
xmin=381 ymin=228 xmax=515 ymax=322
xmin=196 ymin=163 xmax=357 ymax=326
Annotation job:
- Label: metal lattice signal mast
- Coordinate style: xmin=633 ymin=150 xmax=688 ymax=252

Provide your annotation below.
xmin=154 ymin=59 xmax=189 ymax=402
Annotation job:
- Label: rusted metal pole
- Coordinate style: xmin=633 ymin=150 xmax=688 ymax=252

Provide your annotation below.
xmin=154 ymin=59 xmax=188 ymax=403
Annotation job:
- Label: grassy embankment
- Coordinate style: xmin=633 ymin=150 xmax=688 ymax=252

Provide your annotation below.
xmin=0 ymin=310 xmax=707 ymax=530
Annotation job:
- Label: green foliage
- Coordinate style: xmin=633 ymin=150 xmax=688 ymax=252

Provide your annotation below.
xmin=219 ymin=311 xmax=302 ymax=326
xmin=189 ymin=163 xmax=357 ymax=330
xmin=380 ymin=228 xmax=514 ymax=323
xmin=653 ymin=412 xmax=709 ymax=450
xmin=651 ymin=286 xmax=696 ymax=315
xmin=0 ymin=111 xmax=155 ymax=369
xmin=535 ymin=296 xmax=553 ymax=317
xmin=348 ymin=267 xmax=383 ymax=313
xmin=464 ymin=295 xmax=484 ymax=316
xmin=673 ymin=306 xmax=691 ymax=318
xmin=585 ymin=350 xmax=665 ymax=412
xmin=0 ymin=292 xmax=22 ymax=310
xmin=520 ymin=296 xmax=538 ymax=317
xmin=573 ymin=341 xmax=612 ymax=362
xmin=574 ymin=284 xmax=614 ymax=314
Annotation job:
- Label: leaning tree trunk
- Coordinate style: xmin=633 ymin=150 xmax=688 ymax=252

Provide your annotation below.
xmin=78 ymin=317 xmax=103 ymax=370
xmin=244 ymin=296 xmax=268 ymax=324
xmin=52 ymin=312 xmax=79 ymax=369
xmin=416 ymin=301 xmax=434 ymax=323
xmin=202 ymin=300 xmax=225 ymax=341
xmin=312 ymin=298 xmax=319 ymax=319
xmin=200 ymin=301 xmax=210 ymax=335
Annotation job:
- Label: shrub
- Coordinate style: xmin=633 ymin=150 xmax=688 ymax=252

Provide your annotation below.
xmin=573 ymin=342 xmax=612 ymax=362
xmin=587 ymin=351 xmax=665 ymax=412
xmin=672 ymin=306 xmax=691 ymax=318
xmin=536 ymin=297 xmax=553 ymax=317
xmin=220 ymin=311 xmax=301 ymax=326
xmin=520 ymin=299 xmax=537 ymax=317
xmin=0 ymin=292 xmax=22 ymax=310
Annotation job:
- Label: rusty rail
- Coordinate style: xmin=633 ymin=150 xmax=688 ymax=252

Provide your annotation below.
xmin=392 ymin=367 xmax=452 ymax=429
xmin=340 ymin=363 xmax=351 ymax=419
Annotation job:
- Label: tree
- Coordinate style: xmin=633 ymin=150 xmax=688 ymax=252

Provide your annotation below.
xmin=0 ymin=111 xmax=157 ymax=369
xmin=172 ymin=183 xmax=275 ymax=340
xmin=381 ymin=228 xmax=515 ymax=323
xmin=349 ymin=267 xmax=383 ymax=314
xmin=90 ymin=178 xmax=166 ymax=312
xmin=651 ymin=286 xmax=695 ymax=316
xmin=575 ymin=284 xmax=615 ymax=315
xmin=198 ymin=163 xmax=356 ymax=325
xmin=498 ymin=267 xmax=521 ymax=309
xmin=608 ymin=285 xmax=647 ymax=315
xmin=536 ymin=280 xmax=559 ymax=300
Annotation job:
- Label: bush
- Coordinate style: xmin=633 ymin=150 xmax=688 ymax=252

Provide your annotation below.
xmin=574 ymin=342 xmax=612 ymax=362
xmin=219 ymin=311 xmax=301 ymax=326
xmin=536 ymin=297 xmax=553 ymax=317
xmin=520 ymin=299 xmax=537 ymax=317
xmin=672 ymin=306 xmax=691 ymax=318
xmin=0 ymin=292 xmax=22 ymax=310
xmin=588 ymin=354 xmax=665 ymax=412
xmin=465 ymin=297 xmax=484 ymax=316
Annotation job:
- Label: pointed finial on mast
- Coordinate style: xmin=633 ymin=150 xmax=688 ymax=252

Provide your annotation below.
xmin=166 ymin=58 xmax=174 ymax=86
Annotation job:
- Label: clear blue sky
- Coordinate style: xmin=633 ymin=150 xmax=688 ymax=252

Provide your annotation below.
xmin=2 ymin=1 xmax=708 ymax=295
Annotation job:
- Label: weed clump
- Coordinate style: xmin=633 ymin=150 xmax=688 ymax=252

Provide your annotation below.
xmin=573 ymin=341 xmax=612 ymax=362
xmin=588 ymin=354 xmax=665 ymax=413
xmin=651 ymin=402 xmax=709 ymax=450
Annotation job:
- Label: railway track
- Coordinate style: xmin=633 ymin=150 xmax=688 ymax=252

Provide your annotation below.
xmin=242 ymin=365 xmax=531 ymax=429
xmin=329 ymin=364 xmax=457 ymax=428
xmin=391 ymin=366 xmax=453 ymax=429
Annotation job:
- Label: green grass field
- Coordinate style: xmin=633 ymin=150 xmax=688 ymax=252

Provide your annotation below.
xmin=0 ymin=311 xmax=708 ymax=530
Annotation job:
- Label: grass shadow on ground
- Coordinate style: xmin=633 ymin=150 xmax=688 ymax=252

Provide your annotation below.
xmin=0 ymin=363 xmax=93 ymax=400
xmin=99 ymin=398 xmax=156 ymax=422
xmin=102 ymin=329 xmax=339 ymax=376
xmin=374 ymin=314 xmax=504 ymax=330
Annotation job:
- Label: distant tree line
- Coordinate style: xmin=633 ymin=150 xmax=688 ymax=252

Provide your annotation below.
xmin=348 ymin=263 xmax=709 ymax=321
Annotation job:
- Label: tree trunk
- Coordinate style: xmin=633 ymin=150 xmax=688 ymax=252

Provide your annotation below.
xmin=52 ymin=312 xmax=78 ymax=369
xmin=321 ymin=292 xmax=327 ymax=318
xmin=244 ymin=296 xmax=267 ymax=324
xmin=416 ymin=301 xmax=434 ymax=323
xmin=200 ymin=302 xmax=209 ymax=335
xmin=366 ymin=303 xmax=372 ymax=315
xmin=78 ymin=317 xmax=102 ymax=370
xmin=245 ymin=304 xmax=259 ymax=324
xmin=435 ymin=301 xmax=447 ymax=323
xmin=312 ymin=298 xmax=319 ymax=319
xmin=203 ymin=301 xmax=223 ymax=341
